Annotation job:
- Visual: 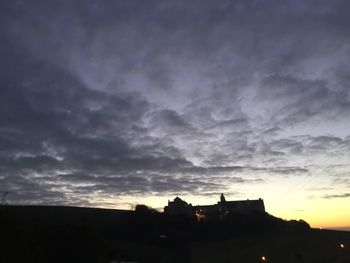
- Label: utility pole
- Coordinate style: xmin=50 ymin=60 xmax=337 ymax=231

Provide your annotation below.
xmin=1 ymin=191 xmax=8 ymax=205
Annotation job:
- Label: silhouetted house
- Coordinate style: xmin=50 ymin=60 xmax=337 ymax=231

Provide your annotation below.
xmin=218 ymin=193 xmax=265 ymax=214
xmin=164 ymin=197 xmax=194 ymax=218
xmin=194 ymin=204 xmax=219 ymax=221
xmin=195 ymin=194 xmax=265 ymax=221
xmin=165 ymin=194 xmax=265 ymax=222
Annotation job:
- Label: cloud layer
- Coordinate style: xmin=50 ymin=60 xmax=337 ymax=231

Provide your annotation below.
xmin=1 ymin=0 xmax=350 ymax=207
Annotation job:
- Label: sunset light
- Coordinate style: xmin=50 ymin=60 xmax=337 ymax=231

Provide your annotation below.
xmin=2 ymin=0 xmax=350 ymax=233
xmin=2 ymin=1 xmax=350 ymax=262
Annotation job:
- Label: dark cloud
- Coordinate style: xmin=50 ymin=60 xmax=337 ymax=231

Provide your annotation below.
xmin=257 ymin=74 xmax=350 ymax=126
xmin=149 ymin=109 xmax=192 ymax=134
xmin=1 ymin=0 xmax=349 ymax=206
xmin=322 ymin=193 xmax=350 ymax=199
xmin=55 ymin=171 xmax=227 ymax=197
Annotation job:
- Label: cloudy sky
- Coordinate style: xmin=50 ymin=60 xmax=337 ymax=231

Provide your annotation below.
xmin=1 ymin=0 xmax=350 ymax=228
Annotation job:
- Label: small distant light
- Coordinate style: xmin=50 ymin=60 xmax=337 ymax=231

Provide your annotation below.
xmin=340 ymin=243 xmax=344 ymax=248
xmin=319 ymin=227 xmax=322 ymax=230
xmin=261 ymin=256 xmax=267 ymax=261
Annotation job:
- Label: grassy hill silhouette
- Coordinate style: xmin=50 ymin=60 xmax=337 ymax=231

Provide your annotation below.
xmin=1 ymin=205 xmax=349 ymax=262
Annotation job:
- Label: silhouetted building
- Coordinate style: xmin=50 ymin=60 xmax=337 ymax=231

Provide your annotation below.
xmin=220 ymin=195 xmax=264 ymax=212
xmin=164 ymin=196 xmax=194 ymax=218
xmin=164 ymin=194 xmax=265 ymax=221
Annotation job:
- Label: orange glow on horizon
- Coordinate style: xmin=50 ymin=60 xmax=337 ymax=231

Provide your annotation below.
xmin=92 ymin=191 xmax=350 ymax=230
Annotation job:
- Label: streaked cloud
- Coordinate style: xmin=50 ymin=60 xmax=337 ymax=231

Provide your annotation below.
xmin=1 ymin=0 xmax=349 ymax=212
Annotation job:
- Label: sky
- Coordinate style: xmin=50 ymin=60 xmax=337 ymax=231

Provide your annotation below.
xmin=1 ymin=0 xmax=350 ymax=228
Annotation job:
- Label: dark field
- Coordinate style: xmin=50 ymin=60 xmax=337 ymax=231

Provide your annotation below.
xmin=188 ymin=229 xmax=350 ymax=262
xmin=1 ymin=205 xmax=349 ymax=263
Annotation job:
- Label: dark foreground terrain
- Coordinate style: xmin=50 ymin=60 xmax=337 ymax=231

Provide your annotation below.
xmin=1 ymin=205 xmax=349 ymax=263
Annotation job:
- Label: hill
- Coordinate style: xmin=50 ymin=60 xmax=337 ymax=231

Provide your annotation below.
xmin=0 ymin=205 xmax=349 ymax=262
